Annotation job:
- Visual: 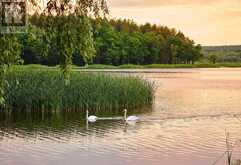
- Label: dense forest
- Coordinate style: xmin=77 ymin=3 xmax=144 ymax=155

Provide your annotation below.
xmin=20 ymin=15 xmax=202 ymax=66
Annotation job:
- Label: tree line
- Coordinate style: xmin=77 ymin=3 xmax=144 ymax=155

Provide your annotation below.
xmin=21 ymin=15 xmax=202 ymax=66
xmin=202 ymin=45 xmax=241 ymax=63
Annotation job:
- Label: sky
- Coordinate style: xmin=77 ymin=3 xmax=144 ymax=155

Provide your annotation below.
xmin=107 ymin=0 xmax=241 ymax=46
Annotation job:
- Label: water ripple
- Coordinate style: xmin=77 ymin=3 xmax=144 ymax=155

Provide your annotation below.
xmin=1 ymin=68 xmax=241 ymax=165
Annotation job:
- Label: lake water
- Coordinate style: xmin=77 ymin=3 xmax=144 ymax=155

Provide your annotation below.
xmin=1 ymin=68 xmax=241 ymax=165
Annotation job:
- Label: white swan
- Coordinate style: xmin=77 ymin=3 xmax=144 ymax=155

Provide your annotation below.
xmin=86 ymin=110 xmax=98 ymax=122
xmin=124 ymin=109 xmax=139 ymax=121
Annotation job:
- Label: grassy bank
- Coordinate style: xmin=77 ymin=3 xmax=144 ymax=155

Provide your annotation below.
xmin=73 ymin=63 xmax=241 ymax=69
xmin=16 ymin=63 xmax=241 ymax=70
xmin=3 ymin=67 xmax=154 ymax=112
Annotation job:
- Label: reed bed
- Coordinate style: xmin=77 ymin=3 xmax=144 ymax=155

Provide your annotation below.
xmin=3 ymin=67 xmax=154 ymax=112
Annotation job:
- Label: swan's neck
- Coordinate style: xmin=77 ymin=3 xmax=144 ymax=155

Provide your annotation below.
xmin=124 ymin=110 xmax=127 ymax=121
xmin=86 ymin=110 xmax=89 ymax=119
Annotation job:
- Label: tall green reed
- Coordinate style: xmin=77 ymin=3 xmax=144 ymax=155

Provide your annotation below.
xmin=3 ymin=67 xmax=154 ymax=112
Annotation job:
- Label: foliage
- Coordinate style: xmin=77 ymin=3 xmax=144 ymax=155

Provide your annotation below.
xmin=21 ymin=17 xmax=203 ymax=67
xmin=202 ymin=45 xmax=241 ymax=53
xmin=206 ymin=51 xmax=241 ymax=63
xmin=19 ymin=25 xmax=48 ymax=64
xmin=92 ymin=19 xmax=203 ymax=65
xmin=28 ymin=0 xmax=108 ymax=82
xmin=208 ymin=54 xmax=218 ymax=64
xmin=202 ymin=45 xmax=241 ymax=63
xmin=46 ymin=16 xmax=94 ymax=81
xmin=0 ymin=34 xmax=22 ymax=107
xmin=3 ymin=67 xmax=154 ymax=111
xmin=0 ymin=0 xmax=109 ymax=108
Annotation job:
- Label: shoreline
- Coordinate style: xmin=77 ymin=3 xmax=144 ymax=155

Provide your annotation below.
xmin=73 ymin=67 xmax=241 ymax=74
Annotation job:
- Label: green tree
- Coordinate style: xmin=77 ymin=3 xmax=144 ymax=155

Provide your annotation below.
xmin=32 ymin=0 xmax=108 ymax=82
xmin=19 ymin=16 xmax=203 ymax=67
xmin=0 ymin=34 xmax=21 ymax=106
xmin=94 ymin=20 xmax=118 ymax=64
xmin=208 ymin=53 xmax=218 ymax=64
xmin=143 ymin=32 xmax=163 ymax=64
xmin=124 ymin=32 xmax=145 ymax=64
xmin=19 ymin=25 xmax=48 ymax=64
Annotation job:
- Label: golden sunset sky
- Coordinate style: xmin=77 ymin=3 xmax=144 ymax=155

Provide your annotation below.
xmin=107 ymin=0 xmax=241 ymax=46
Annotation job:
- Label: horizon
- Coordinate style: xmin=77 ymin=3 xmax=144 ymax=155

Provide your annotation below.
xmin=108 ymin=0 xmax=241 ymax=46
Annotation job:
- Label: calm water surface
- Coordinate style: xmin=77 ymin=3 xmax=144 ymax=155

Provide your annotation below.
xmin=1 ymin=68 xmax=241 ymax=165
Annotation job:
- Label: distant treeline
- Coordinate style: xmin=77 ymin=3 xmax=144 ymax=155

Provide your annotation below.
xmin=202 ymin=45 xmax=241 ymax=63
xmin=20 ymin=15 xmax=202 ymax=66
xmin=202 ymin=45 xmax=241 ymax=54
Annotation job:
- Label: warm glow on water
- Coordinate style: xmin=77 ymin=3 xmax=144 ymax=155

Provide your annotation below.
xmin=1 ymin=68 xmax=241 ymax=165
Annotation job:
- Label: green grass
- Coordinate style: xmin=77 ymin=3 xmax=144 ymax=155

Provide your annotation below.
xmin=71 ymin=63 xmax=241 ymax=69
xmin=3 ymin=67 xmax=154 ymax=112
xmin=73 ymin=64 xmax=118 ymax=69
xmin=19 ymin=64 xmax=58 ymax=70
xmin=18 ymin=63 xmax=241 ymax=70
xmin=118 ymin=64 xmax=144 ymax=69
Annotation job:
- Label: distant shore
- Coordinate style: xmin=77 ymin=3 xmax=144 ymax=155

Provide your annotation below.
xmin=18 ymin=63 xmax=241 ymax=71
xmin=77 ymin=63 xmax=241 ymax=69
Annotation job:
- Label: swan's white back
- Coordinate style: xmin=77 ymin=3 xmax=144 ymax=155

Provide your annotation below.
xmin=124 ymin=109 xmax=139 ymax=122
xmin=88 ymin=115 xmax=98 ymax=122
xmin=126 ymin=116 xmax=139 ymax=121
